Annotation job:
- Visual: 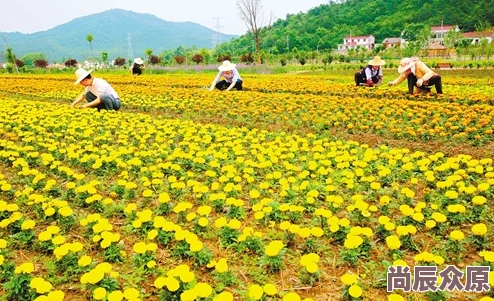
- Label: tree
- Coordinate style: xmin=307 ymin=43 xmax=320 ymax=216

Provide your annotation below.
xmin=15 ymin=59 xmax=24 ymax=68
xmin=174 ymin=55 xmax=185 ymax=65
xmin=191 ymin=53 xmax=204 ymax=64
xmin=86 ymin=34 xmax=94 ymax=58
xmin=34 ymin=59 xmax=48 ymax=68
xmin=5 ymin=46 xmax=19 ymax=73
xmin=149 ymin=55 xmax=161 ymax=65
xmin=237 ymin=0 xmax=264 ymax=64
xmin=145 ymin=49 xmax=153 ymax=61
xmin=113 ymin=57 xmax=126 ymax=66
xmin=64 ymin=59 xmax=78 ymax=67
xmin=101 ymin=52 xmax=108 ymax=63
xmin=21 ymin=52 xmax=46 ymax=67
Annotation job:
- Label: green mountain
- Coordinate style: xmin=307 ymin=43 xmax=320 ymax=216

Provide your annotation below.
xmin=0 ymin=9 xmax=238 ymax=62
xmin=221 ymin=0 xmax=494 ymax=54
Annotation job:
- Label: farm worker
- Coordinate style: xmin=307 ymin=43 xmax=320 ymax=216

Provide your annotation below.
xmin=130 ymin=57 xmax=145 ymax=76
xmin=388 ymin=57 xmax=443 ymax=94
xmin=70 ymin=68 xmax=122 ymax=111
xmin=209 ymin=60 xmax=243 ymax=91
xmin=354 ymin=56 xmax=386 ymax=87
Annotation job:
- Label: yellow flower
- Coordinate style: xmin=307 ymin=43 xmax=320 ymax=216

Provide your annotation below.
xmin=93 ymin=287 xmax=107 ymax=300
xmin=198 ymin=217 xmax=209 ymax=227
xmin=283 ymin=292 xmax=301 ymax=301
xmin=132 ymin=242 xmax=147 ymax=254
xmin=213 ymin=291 xmax=233 ymax=301
xmin=215 ymin=259 xmax=228 ymax=273
xmin=248 ymin=284 xmax=264 ymax=300
xmin=0 ymin=239 xmax=7 ymax=248
xmin=47 ymin=290 xmax=65 ymax=301
xmin=78 ymin=255 xmax=92 ymax=267
xmin=0 ymin=255 xmax=4 ymax=265
xmin=263 ymin=283 xmax=278 ymax=296
xmin=349 ymin=284 xmax=362 ymax=298
xmin=194 ymin=283 xmax=213 ymax=298
xmin=15 ymin=262 xmax=34 ymax=274
xmin=388 ymin=294 xmax=405 ymax=301
xmin=107 ymin=290 xmax=124 ymax=301
xmin=341 ymin=273 xmax=357 ymax=285
xmin=21 ymin=219 xmax=35 ymax=230
xmin=472 ymin=196 xmax=487 ymax=205
xmin=265 ymin=240 xmax=284 ymax=256
xmin=450 ymin=230 xmax=464 ymax=241
xmin=123 ymin=288 xmax=140 ymax=299
xmin=147 ymin=260 xmax=156 ymax=269
xmin=472 ymin=223 xmax=487 ymax=235
xmin=305 ymin=262 xmax=319 ymax=273
xmin=386 ymin=235 xmax=401 ymax=250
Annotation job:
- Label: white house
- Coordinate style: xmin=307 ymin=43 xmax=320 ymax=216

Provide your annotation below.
xmin=462 ymin=31 xmax=493 ymax=44
xmin=430 ymin=25 xmax=460 ymax=46
xmin=337 ymin=35 xmax=375 ymax=54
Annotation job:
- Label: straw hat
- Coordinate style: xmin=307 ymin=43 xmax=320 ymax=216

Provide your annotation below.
xmin=74 ymin=68 xmax=93 ymax=85
xmin=368 ymin=56 xmax=386 ymax=66
xmin=218 ymin=60 xmax=236 ymax=71
xmin=134 ymin=58 xmax=144 ymax=64
xmin=397 ymin=57 xmax=418 ymax=73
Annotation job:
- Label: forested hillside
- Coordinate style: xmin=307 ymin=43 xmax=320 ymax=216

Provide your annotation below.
xmin=218 ymin=0 xmax=493 ymax=55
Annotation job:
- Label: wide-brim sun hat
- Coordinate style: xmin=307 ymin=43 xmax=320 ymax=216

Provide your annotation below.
xmin=74 ymin=68 xmax=93 ymax=85
xmin=368 ymin=56 xmax=386 ymax=66
xmin=134 ymin=58 xmax=144 ymax=64
xmin=218 ymin=60 xmax=236 ymax=71
xmin=397 ymin=57 xmax=417 ymax=73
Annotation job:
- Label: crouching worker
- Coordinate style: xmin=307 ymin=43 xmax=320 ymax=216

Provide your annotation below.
xmin=209 ymin=60 xmax=243 ymax=91
xmin=388 ymin=57 xmax=443 ymax=94
xmin=71 ymin=68 xmax=122 ymax=111
xmin=354 ymin=56 xmax=386 ymax=87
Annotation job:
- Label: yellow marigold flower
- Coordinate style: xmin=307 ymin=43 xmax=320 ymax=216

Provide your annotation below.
xmin=194 ymin=283 xmax=212 ymax=298
xmin=249 ymin=189 xmax=261 ymax=199
xmin=341 ymin=273 xmax=357 ymax=285
xmin=265 ymin=240 xmax=284 ymax=257
xmin=154 ymin=277 xmax=166 ymax=289
xmin=215 ymin=217 xmax=227 ymax=228
xmin=0 ymin=239 xmax=6 ymax=248
xmin=215 ymin=259 xmax=228 ymax=273
xmin=450 ymin=230 xmax=464 ymax=241
xmin=133 ymin=242 xmax=147 ymax=254
xmin=15 ymin=262 xmax=34 ymax=274
xmin=305 ymin=262 xmax=319 ymax=273
xmin=283 ymin=292 xmax=301 ymax=301
xmin=0 ymin=255 xmax=4 ymax=265
xmin=349 ymin=284 xmax=362 ymax=298
xmin=21 ymin=219 xmax=35 ymax=230
xmin=386 ymin=235 xmax=401 ymax=250
xmin=47 ymin=290 xmax=65 ymax=301
xmin=44 ymin=207 xmax=56 ymax=216
xmin=248 ymin=284 xmax=264 ymax=300
xmin=213 ymin=291 xmax=233 ymax=301
xmin=388 ymin=294 xmax=405 ymax=301
xmin=263 ymin=283 xmax=278 ymax=296
xmin=147 ymin=260 xmax=156 ymax=269
xmin=472 ymin=223 xmax=487 ymax=236
xmin=472 ymin=196 xmax=487 ymax=205
xmin=93 ymin=287 xmax=107 ymax=300
xmin=425 ymin=220 xmax=436 ymax=229
xmin=107 ymin=290 xmax=124 ymax=301
xmin=78 ymin=255 xmax=92 ymax=267
xmin=123 ymin=288 xmax=140 ymax=299
xmin=310 ymin=227 xmax=324 ymax=237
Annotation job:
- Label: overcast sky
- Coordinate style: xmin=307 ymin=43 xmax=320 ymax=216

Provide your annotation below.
xmin=0 ymin=0 xmax=329 ymax=35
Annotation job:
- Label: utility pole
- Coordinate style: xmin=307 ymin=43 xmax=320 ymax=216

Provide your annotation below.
xmin=127 ymin=33 xmax=134 ymax=62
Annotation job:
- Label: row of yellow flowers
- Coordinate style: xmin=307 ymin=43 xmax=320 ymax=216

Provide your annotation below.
xmin=0 ymin=92 xmax=493 ymax=299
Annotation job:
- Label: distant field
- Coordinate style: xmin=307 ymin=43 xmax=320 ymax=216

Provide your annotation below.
xmin=0 ymin=70 xmax=493 ymax=301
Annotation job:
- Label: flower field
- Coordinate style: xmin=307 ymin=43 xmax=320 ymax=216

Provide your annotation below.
xmin=0 ymin=70 xmax=493 ymax=301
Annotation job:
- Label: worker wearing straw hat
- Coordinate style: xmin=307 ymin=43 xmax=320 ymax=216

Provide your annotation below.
xmin=354 ymin=56 xmax=386 ymax=87
xmin=388 ymin=57 xmax=443 ymax=94
xmin=209 ymin=60 xmax=243 ymax=91
xmin=130 ymin=57 xmax=145 ymax=76
xmin=70 ymin=68 xmax=121 ymax=111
